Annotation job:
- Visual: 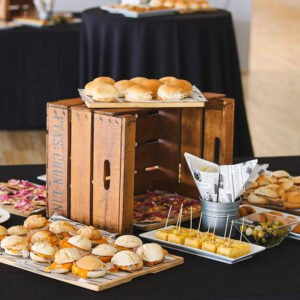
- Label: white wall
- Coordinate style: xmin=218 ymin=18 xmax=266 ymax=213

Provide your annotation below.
xmin=54 ymin=0 xmax=252 ymax=71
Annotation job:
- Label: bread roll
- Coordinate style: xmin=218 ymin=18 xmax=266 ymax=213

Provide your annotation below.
xmin=157 ymin=84 xmax=184 ymax=100
xmin=130 ymin=77 xmax=148 ymax=85
xmin=125 ymin=85 xmax=152 ymax=102
xmin=114 ymin=80 xmax=135 ymax=97
xmin=93 ymin=77 xmax=115 ymax=85
xmin=92 ymin=84 xmax=120 ymax=102
xmin=141 ymin=79 xmax=162 ymax=97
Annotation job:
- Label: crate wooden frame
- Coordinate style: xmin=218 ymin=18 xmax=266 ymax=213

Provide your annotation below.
xmin=47 ymin=93 xmax=234 ymax=234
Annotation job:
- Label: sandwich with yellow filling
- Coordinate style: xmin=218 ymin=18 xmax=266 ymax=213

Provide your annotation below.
xmin=136 ymin=243 xmax=167 ymax=266
xmin=24 ymin=215 xmax=50 ymax=236
xmin=111 ymin=250 xmax=143 ymax=271
xmin=72 ymin=255 xmax=106 ymax=279
xmin=1 ymin=235 xmax=29 ymax=257
xmin=30 ymin=242 xmax=58 ymax=263
xmin=0 ymin=225 xmax=8 ymax=241
xmin=78 ymin=225 xmax=107 ymax=245
xmin=29 ymin=230 xmax=60 ymax=245
xmin=92 ymin=244 xmax=118 ymax=262
xmin=60 ymin=235 xmax=91 ymax=255
xmin=49 ymin=221 xmax=77 ymax=239
xmin=7 ymin=225 xmax=27 ymax=237
xmin=114 ymin=235 xmax=143 ymax=251
xmin=46 ymin=248 xmax=82 ymax=273
xmin=125 ymin=85 xmax=153 ymax=102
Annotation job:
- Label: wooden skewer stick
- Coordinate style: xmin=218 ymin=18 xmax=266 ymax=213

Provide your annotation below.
xmin=175 ymin=205 xmax=181 ymax=228
xmin=190 ymin=206 xmax=193 ymax=231
xmin=223 ymin=214 xmax=229 ymax=240
xmin=211 ymin=216 xmax=218 ymax=242
xmin=207 ymin=215 xmax=212 ymax=237
xmin=177 ymin=204 xmax=183 ymax=234
xmin=240 ymin=218 xmax=245 ymax=243
xmin=227 ymin=220 xmax=234 ymax=247
xmin=164 ymin=205 xmax=172 ymax=229
xmin=197 ymin=212 xmax=202 ymax=239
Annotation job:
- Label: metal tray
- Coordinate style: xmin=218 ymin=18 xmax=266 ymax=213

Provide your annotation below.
xmin=140 ymin=226 xmax=266 ymax=264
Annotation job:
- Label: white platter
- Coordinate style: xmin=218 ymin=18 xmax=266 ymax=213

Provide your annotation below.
xmin=140 ymin=226 xmax=266 ymax=264
xmin=37 ymin=174 xmax=46 ymax=182
xmin=0 ymin=208 xmax=10 ymax=224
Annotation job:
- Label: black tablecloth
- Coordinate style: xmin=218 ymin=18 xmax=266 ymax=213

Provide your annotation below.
xmin=0 ymin=24 xmax=81 ymax=129
xmin=0 ymin=156 xmax=300 ymax=299
xmin=80 ymin=8 xmax=253 ymax=157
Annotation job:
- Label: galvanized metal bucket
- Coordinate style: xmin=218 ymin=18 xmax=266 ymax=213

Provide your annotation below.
xmin=200 ymin=199 xmax=241 ymax=237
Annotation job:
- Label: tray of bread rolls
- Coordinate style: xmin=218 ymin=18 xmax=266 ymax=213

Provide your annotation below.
xmin=0 ymin=213 xmax=183 ymax=291
xmin=79 ymin=76 xmax=207 ymax=108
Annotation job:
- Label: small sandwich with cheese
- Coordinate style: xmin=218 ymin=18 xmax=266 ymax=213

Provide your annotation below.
xmin=175 ymin=0 xmax=189 ymax=10
xmin=92 ymin=84 xmax=120 ymax=102
xmin=60 ymin=235 xmax=92 ymax=255
xmin=1 ymin=235 xmax=29 ymax=257
xmin=270 ymin=170 xmax=291 ymax=179
xmin=93 ymin=76 xmax=115 ymax=86
xmin=111 ymin=250 xmax=143 ymax=271
xmin=78 ymin=225 xmax=107 ymax=245
xmin=46 ymin=248 xmax=82 ymax=273
xmin=114 ymin=235 xmax=143 ymax=251
xmin=84 ymin=81 xmax=96 ymax=97
xmin=24 ymin=215 xmax=50 ymax=236
xmin=29 ymin=230 xmax=60 ymax=246
xmin=72 ymin=255 xmax=106 ymax=279
xmin=125 ymin=85 xmax=153 ymax=102
xmin=0 ymin=225 xmax=8 ymax=241
xmin=160 ymin=76 xmax=177 ymax=83
xmin=49 ymin=221 xmax=78 ymax=239
xmin=164 ymin=78 xmax=193 ymax=97
xmin=7 ymin=225 xmax=28 ymax=237
xmin=30 ymin=242 xmax=58 ymax=263
xmin=114 ymin=80 xmax=135 ymax=97
xmin=141 ymin=79 xmax=162 ymax=97
xmin=130 ymin=77 xmax=148 ymax=85
xmin=92 ymin=244 xmax=118 ymax=262
xmin=136 ymin=243 xmax=167 ymax=266
xmin=157 ymin=84 xmax=184 ymax=101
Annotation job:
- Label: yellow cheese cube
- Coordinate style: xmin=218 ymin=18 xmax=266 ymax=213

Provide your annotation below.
xmin=217 ymin=245 xmax=239 ymax=258
xmin=167 ymin=233 xmax=186 ymax=245
xmin=202 ymin=241 xmax=217 ymax=253
xmin=184 ymin=237 xmax=203 ymax=249
xmin=155 ymin=229 xmax=169 ymax=241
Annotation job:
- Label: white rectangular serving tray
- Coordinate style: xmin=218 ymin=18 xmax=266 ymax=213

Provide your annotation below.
xmin=140 ymin=225 xmax=266 ymax=264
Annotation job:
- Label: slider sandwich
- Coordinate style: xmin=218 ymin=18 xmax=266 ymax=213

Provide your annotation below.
xmin=92 ymin=84 xmax=120 ymax=102
xmin=92 ymin=244 xmax=118 ymax=262
xmin=114 ymin=80 xmax=135 ymax=97
xmin=0 ymin=225 xmax=8 ymax=241
xmin=136 ymin=243 xmax=167 ymax=266
xmin=157 ymin=84 xmax=184 ymax=101
xmin=72 ymin=255 xmax=106 ymax=279
xmin=1 ymin=235 xmax=29 ymax=257
xmin=60 ymin=235 xmax=92 ymax=255
xmin=30 ymin=242 xmax=58 ymax=263
xmin=160 ymin=76 xmax=177 ymax=83
xmin=49 ymin=221 xmax=77 ymax=239
xmin=46 ymin=248 xmax=82 ymax=273
xmin=125 ymin=85 xmax=152 ymax=102
xmin=7 ymin=225 xmax=27 ymax=237
xmin=111 ymin=250 xmax=143 ymax=271
xmin=164 ymin=78 xmax=193 ymax=97
xmin=93 ymin=76 xmax=115 ymax=86
xmin=30 ymin=230 xmax=60 ymax=245
xmin=24 ymin=215 xmax=50 ymax=236
xmin=114 ymin=235 xmax=143 ymax=251
xmin=130 ymin=77 xmax=148 ymax=85
xmin=175 ymin=0 xmax=189 ymax=10
xmin=78 ymin=225 xmax=107 ymax=245
xmin=141 ymin=79 xmax=162 ymax=97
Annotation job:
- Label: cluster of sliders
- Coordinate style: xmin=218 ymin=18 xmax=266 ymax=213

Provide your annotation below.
xmin=0 ymin=215 xmax=168 ymax=279
xmin=149 ymin=0 xmax=209 ymax=10
xmin=155 ymin=205 xmax=251 ymax=259
xmin=84 ymin=76 xmax=194 ymax=102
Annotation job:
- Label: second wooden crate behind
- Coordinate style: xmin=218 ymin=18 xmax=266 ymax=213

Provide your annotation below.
xmin=47 ymin=93 xmax=234 ymax=234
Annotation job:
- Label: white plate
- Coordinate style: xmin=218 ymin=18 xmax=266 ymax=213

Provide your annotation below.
xmin=140 ymin=226 xmax=266 ymax=264
xmin=37 ymin=174 xmax=46 ymax=182
xmin=0 ymin=208 xmax=10 ymax=224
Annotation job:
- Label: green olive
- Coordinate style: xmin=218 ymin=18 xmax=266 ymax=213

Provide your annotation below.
xmin=258 ymin=231 xmax=265 ymax=239
xmin=252 ymin=229 xmax=258 ymax=237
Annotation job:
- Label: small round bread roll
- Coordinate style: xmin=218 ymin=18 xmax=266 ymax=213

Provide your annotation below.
xmin=7 ymin=225 xmax=27 ymax=236
xmin=125 ymin=85 xmax=152 ymax=102
xmin=175 ymin=0 xmax=189 ymax=10
xmin=92 ymin=84 xmax=120 ymax=102
xmin=93 ymin=76 xmax=115 ymax=85
xmin=164 ymin=0 xmax=175 ymax=8
xmin=160 ymin=76 xmax=177 ymax=83
xmin=165 ymin=78 xmax=193 ymax=97
xmin=188 ymin=0 xmax=200 ymax=9
xmin=141 ymin=79 xmax=162 ymax=97
xmin=114 ymin=80 xmax=135 ymax=97
xmin=157 ymin=84 xmax=184 ymax=100
xmin=84 ymin=81 xmax=96 ymax=97
xmin=199 ymin=0 xmax=209 ymax=8
xmin=149 ymin=0 xmax=164 ymax=7
xmin=130 ymin=77 xmax=148 ymax=85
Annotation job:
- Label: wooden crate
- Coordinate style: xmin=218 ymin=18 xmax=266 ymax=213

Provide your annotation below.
xmin=47 ymin=93 xmax=234 ymax=234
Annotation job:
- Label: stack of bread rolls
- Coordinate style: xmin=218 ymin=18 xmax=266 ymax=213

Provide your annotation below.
xmin=243 ymin=170 xmax=300 ymax=208
xmin=0 ymin=215 xmax=168 ymax=279
xmin=83 ymin=76 xmax=194 ymax=102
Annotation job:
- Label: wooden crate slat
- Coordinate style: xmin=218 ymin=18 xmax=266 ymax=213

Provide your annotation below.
xmin=135 ymin=142 xmax=159 ymax=171
xmin=136 ymin=113 xmax=159 ymax=143
xmin=70 ymin=107 xmax=93 ymax=225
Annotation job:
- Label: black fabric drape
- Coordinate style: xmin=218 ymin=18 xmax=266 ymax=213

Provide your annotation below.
xmin=80 ymin=8 xmax=253 ymax=157
xmin=0 ymin=24 xmax=80 ymax=129
xmin=0 ymin=157 xmax=300 ymax=299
